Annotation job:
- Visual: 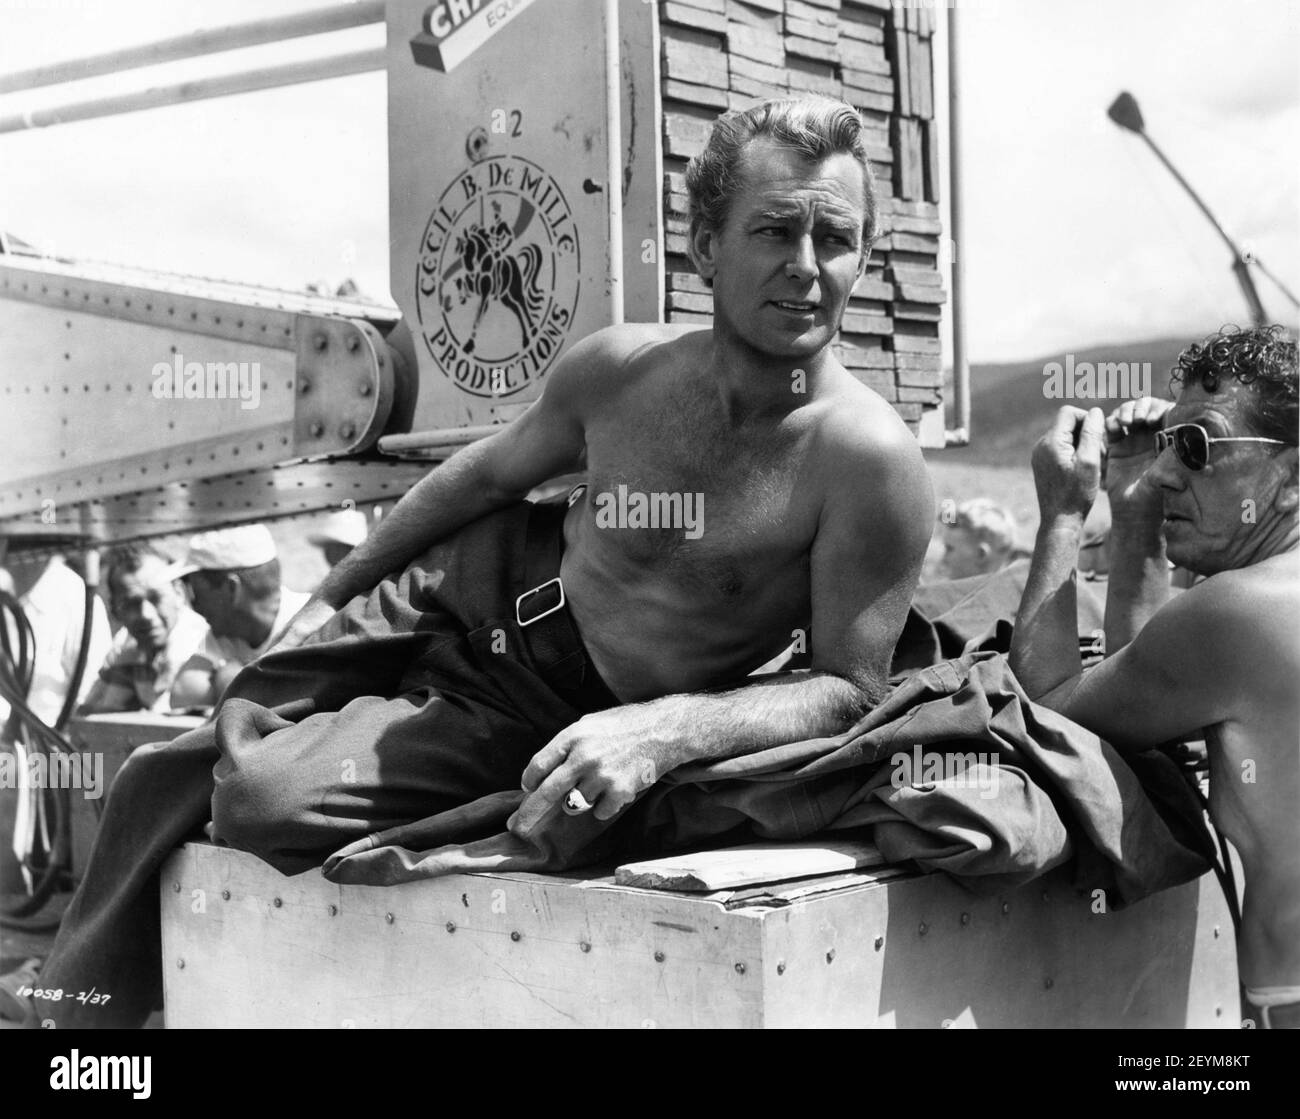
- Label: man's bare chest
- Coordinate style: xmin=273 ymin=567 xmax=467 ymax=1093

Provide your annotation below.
xmin=580 ymin=420 xmax=816 ymax=595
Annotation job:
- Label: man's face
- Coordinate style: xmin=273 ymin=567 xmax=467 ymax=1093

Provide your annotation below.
xmin=692 ymin=138 xmax=868 ymax=361
xmin=940 ymin=525 xmax=993 ymax=580
xmin=109 ymin=557 xmax=182 ymax=655
xmin=182 ymin=571 xmax=238 ymax=636
xmin=1147 ymin=380 xmax=1295 ymax=574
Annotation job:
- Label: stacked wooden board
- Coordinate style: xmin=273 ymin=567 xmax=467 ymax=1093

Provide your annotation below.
xmin=657 ymin=0 xmax=945 ymax=438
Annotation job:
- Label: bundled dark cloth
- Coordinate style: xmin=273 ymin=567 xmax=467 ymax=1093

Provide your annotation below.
xmin=891 ymin=560 xmax=1108 ymax=673
xmin=324 ymin=652 xmax=1214 ymax=908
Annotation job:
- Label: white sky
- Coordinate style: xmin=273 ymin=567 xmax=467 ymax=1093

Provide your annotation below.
xmin=0 ymin=0 xmax=1296 ymax=362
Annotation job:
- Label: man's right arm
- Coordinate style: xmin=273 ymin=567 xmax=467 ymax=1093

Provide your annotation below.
xmin=1037 ymin=577 xmax=1242 ymax=751
xmin=1102 ymin=398 xmax=1172 ymax=652
xmin=77 ymin=673 xmax=133 ymax=715
xmin=271 ymin=329 xmax=613 ymax=650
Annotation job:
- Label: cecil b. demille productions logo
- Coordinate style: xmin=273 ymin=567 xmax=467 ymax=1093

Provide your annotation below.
xmin=416 ymin=155 xmax=580 ymax=399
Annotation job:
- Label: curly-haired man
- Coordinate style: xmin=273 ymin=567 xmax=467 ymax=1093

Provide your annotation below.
xmin=1011 ymin=324 xmax=1299 ymax=1028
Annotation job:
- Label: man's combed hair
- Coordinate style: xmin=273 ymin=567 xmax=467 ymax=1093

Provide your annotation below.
xmin=686 ymin=97 xmax=878 ymax=245
xmin=105 ymin=543 xmax=169 ymax=593
xmin=1171 ymin=324 xmax=1298 ymax=445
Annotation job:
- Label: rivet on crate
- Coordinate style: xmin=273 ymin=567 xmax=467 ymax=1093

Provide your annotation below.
xmin=446 ymin=922 xmax=456 ymax=934
xmin=654 ymin=951 xmax=665 ymax=963
xmin=328 ymin=904 xmax=338 ymax=917
xmin=580 ymin=941 xmax=591 ymax=953
xmin=386 ymin=913 xmax=395 ymax=924
xmin=511 ymin=931 xmax=521 ymax=942
xmin=273 ymin=897 xmax=283 ymax=908
xmin=734 ymin=962 xmax=746 ymax=975
xmin=918 ymin=922 xmax=928 ymax=936
xmin=960 ymin=912 xmax=970 ymax=926
xmin=1001 ymin=902 xmax=1010 ymax=916
xmin=221 ymin=890 xmax=231 ymax=901
xmin=1044 ymin=977 xmax=1054 ymax=990
xmin=172 ymin=882 xmax=181 ymax=892
xmin=826 ymin=948 xmax=836 ymax=964
xmin=177 ymin=958 xmax=185 ymax=969
xmin=776 ymin=961 xmax=786 ymax=975
xmin=873 ymin=936 xmax=884 ymax=951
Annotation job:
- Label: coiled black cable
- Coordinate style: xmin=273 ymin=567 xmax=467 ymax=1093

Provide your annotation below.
xmin=0 ymin=566 xmax=96 ymax=928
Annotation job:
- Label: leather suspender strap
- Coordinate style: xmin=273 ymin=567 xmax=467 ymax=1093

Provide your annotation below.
xmin=518 ymin=498 xmax=593 ymax=695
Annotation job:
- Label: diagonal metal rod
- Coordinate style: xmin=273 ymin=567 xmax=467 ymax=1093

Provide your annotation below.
xmin=1134 ymin=129 xmax=1267 ymax=326
xmin=1249 ymin=255 xmax=1300 ymax=310
xmin=0 ymin=1 xmax=385 ymax=95
xmin=0 ymin=49 xmax=385 ymax=135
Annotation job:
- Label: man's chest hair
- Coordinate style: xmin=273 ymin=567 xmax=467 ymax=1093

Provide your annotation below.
xmin=598 ymin=365 xmax=815 ymax=492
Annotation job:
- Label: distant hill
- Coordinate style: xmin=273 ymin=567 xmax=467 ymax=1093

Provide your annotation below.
xmin=937 ymin=336 xmax=1192 ymax=467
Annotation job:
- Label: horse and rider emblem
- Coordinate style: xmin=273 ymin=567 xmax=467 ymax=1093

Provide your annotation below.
xmin=416 ymin=155 xmax=580 ymax=399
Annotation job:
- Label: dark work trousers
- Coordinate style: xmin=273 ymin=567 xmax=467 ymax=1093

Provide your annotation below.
xmin=35 ymin=499 xmax=616 ymax=1028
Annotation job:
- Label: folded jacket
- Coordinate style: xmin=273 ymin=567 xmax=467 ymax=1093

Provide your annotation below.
xmin=323 ymin=652 xmax=1214 ymax=906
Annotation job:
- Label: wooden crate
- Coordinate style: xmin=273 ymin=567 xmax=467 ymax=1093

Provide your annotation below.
xmin=67 ymin=713 xmax=203 ymax=879
xmin=160 ymin=843 xmax=1239 ymax=1028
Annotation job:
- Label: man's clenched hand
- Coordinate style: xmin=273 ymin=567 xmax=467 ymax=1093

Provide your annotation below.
xmin=1032 ymin=406 xmax=1106 ymax=523
xmin=507 ymin=705 xmax=675 ymax=840
xmin=1104 ymin=396 xmax=1172 ymax=522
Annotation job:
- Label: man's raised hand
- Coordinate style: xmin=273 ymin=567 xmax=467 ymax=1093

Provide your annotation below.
xmin=1105 ymin=396 xmax=1173 ymax=460
xmin=1104 ymin=396 xmax=1172 ymax=520
xmin=1032 ymin=406 xmax=1106 ymax=523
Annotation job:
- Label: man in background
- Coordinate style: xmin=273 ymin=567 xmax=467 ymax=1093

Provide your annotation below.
xmin=937 ymin=498 xmax=1021 ymax=581
xmin=79 ymin=545 xmax=208 ymax=714
xmin=306 ymin=508 xmax=368 ymax=570
xmin=168 ymin=525 xmax=309 ymax=708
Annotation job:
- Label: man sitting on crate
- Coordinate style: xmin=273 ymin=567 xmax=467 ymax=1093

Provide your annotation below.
xmin=4 ymin=97 xmax=934 ymax=1028
xmin=1010 ymin=325 xmax=1300 ymax=1028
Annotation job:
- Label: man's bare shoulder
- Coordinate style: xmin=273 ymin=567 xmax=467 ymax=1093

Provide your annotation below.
xmin=796 ymin=369 xmax=933 ymax=547
xmin=807 ymin=369 xmax=930 ymax=480
xmin=1197 ymin=553 xmax=1299 ymax=639
xmin=561 ymin=322 xmax=705 ymax=374
xmin=1148 ymin=553 xmax=1300 ymax=687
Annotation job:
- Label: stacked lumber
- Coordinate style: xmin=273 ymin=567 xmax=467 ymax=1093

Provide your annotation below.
xmin=658 ymin=0 xmax=945 ymax=434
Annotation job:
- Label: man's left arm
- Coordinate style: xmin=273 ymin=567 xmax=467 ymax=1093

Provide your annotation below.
xmin=509 ymin=420 xmax=933 ymax=837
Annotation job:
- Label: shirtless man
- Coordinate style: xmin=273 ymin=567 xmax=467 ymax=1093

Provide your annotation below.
xmin=2 ymin=97 xmax=932 ymax=1027
xmin=1010 ymin=325 xmax=1299 ymax=1028
xmin=275 ymin=96 xmax=933 ymax=837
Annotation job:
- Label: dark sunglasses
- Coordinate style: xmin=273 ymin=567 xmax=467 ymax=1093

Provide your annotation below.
xmin=1154 ymin=423 xmax=1287 ymax=471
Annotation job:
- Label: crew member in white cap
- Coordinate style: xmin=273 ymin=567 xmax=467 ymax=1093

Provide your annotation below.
xmin=307 ymin=509 xmax=368 ymax=569
xmin=167 ymin=525 xmax=310 ymax=708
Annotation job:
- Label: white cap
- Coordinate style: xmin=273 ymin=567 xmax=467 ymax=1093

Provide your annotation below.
xmin=307 ymin=509 xmax=367 ymax=549
xmin=165 ymin=524 xmax=277 ymax=579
